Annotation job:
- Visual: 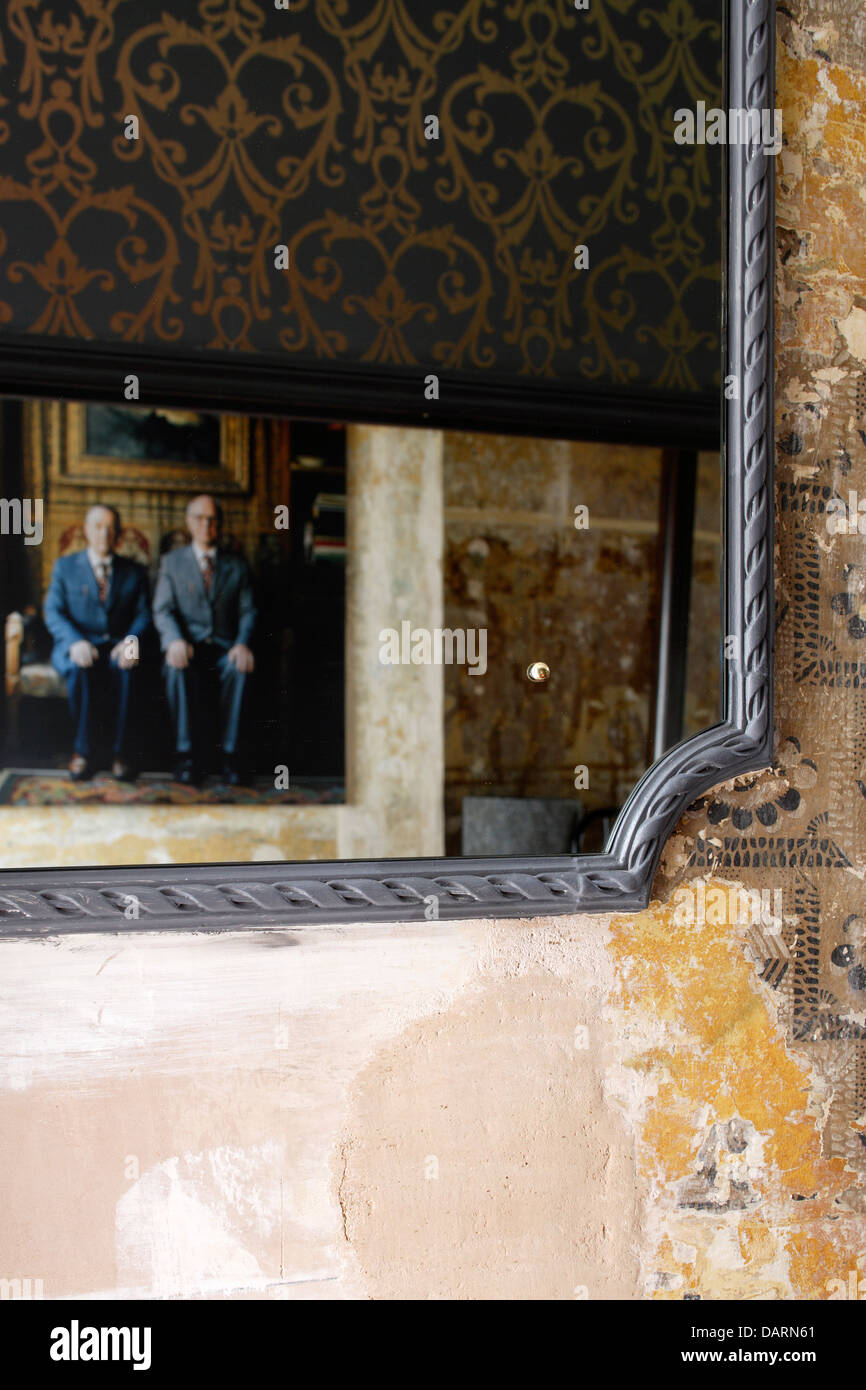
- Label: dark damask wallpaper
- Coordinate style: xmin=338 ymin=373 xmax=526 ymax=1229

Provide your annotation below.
xmin=0 ymin=0 xmax=723 ymax=395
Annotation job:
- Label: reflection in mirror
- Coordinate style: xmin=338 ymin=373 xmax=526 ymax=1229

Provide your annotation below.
xmin=0 ymin=400 xmax=719 ymax=864
xmin=442 ymin=435 xmax=722 ymax=856
xmin=0 ymin=0 xmax=727 ymax=869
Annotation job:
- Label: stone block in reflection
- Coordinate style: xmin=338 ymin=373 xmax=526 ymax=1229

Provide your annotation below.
xmin=461 ymin=796 xmax=583 ymax=857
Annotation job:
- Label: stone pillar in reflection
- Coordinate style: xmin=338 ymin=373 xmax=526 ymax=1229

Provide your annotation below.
xmin=339 ymin=425 xmax=444 ymax=859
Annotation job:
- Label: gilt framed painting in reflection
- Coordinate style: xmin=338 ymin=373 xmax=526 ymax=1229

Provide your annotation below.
xmin=52 ymin=403 xmax=250 ymax=493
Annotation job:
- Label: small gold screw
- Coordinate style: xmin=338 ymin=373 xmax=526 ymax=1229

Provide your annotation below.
xmin=527 ymin=661 xmax=550 ymax=683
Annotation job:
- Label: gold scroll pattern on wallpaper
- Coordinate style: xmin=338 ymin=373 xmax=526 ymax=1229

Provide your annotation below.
xmin=0 ymin=0 xmax=721 ymax=387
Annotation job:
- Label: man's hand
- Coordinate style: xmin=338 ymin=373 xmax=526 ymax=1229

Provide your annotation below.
xmin=227 ymin=643 xmax=255 ymax=673
xmin=166 ymin=639 xmax=194 ymax=670
xmin=110 ymin=640 xmax=139 ymax=671
xmin=69 ymin=640 xmax=99 ymax=668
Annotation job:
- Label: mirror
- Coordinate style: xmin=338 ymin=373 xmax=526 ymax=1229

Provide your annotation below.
xmin=0 ymin=0 xmax=774 ymax=920
xmin=1 ymin=401 xmax=720 ymax=864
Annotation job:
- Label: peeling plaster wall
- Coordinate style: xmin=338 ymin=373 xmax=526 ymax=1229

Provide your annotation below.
xmin=1 ymin=2 xmax=865 ymax=1302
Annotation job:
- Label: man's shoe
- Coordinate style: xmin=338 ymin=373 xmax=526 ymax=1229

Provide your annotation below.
xmin=111 ymin=759 xmax=136 ymax=782
xmin=221 ymin=754 xmax=242 ymax=787
xmin=69 ymin=753 xmax=92 ymax=782
xmin=173 ymin=758 xmax=201 ymax=786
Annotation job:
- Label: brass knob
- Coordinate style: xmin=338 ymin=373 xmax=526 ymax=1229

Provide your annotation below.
xmin=527 ymin=661 xmax=550 ymax=683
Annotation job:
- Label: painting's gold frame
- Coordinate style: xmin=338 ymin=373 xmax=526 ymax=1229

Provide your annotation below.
xmin=48 ymin=402 xmax=250 ymax=493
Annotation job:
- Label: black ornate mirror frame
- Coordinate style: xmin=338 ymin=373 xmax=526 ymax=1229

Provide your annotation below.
xmin=0 ymin=0 xmax=774 ymax=934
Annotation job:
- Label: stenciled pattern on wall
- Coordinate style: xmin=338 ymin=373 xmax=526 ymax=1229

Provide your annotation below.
xmin=654 ymin=366 xmax=866 ymax=1178
xmin=0 ymin=0 xmax=722 ymax=393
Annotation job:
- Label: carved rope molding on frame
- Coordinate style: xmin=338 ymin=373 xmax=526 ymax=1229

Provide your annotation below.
xmin=0 ymin=0 xmax=774 ymax=936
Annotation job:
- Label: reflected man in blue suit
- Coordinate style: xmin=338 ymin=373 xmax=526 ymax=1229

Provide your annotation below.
xmin=44 ymin=505 xmax=151 ymax=782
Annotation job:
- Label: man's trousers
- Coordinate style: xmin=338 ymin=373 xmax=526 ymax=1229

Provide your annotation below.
xmin=163 ymin=643 xmax=249 ymax=760
xmin=66 ymin=649 xmax=137 ymax=760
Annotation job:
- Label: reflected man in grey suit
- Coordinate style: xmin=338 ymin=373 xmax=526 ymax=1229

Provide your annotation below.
xmin=153 ymin=495 xmax=256 ymax=785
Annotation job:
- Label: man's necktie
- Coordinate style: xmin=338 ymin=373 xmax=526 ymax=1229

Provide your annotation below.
xmin=201 ymin=553 xmax=214 ymax=594
xmin=96 ymin=563 xmax=110 ymax=604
